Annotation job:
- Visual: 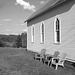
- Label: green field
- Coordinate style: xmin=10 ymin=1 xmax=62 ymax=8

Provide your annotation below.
xmin=0 ymin=47 xmax=75 ymax=75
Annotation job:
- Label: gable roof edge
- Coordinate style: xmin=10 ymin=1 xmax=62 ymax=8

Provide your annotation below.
xmin=24 ymin=0 xmax=66 ymax=23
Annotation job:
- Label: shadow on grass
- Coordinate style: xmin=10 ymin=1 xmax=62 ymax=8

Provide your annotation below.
xmin=0 ymin=48 xmax=75 ymax=75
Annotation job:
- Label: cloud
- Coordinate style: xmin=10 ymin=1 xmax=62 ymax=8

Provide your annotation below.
xmin=3 ymin=19 xmax=12 ymax=22
xmin=40 ymin=1 xmax=45 ymax=4
xmin=21 ymin=23 xmax=25 ymax=26
xmin=20 ymin=20 xmax=24 ymax=23
xmin=4 ymin=33 xmax=9 ymax=35
xmin=11 ymin=33 xmax=18 ymax=35
xmin=23 ymin=29 xmax=27 ymax=32
xmin=6 ymin=29 xmax=10 ymax=31
xmin=0 ymin=24 xmax=1 ymax=25
xmin=15 ymin=0 xmax=36 ymax=11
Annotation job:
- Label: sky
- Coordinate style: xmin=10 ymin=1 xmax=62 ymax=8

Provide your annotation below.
xmin=0 ymin=0 xmax=49 ymax=35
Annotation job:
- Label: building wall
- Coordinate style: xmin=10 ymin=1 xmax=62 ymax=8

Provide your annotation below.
xmin=27 ymin=0 xmax=75 ymax=60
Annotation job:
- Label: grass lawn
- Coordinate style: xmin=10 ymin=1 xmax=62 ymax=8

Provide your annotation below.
xmin=0 ymin=47 xmax=75 ymax=75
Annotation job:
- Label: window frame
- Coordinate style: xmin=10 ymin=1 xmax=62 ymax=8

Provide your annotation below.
xmin=54 ymin=15 xmax=61 ymax=44
xmin=40 ymin=21 xmax=45 ymax=44
xmin=31 ymin=25 xmax=34 ymax=43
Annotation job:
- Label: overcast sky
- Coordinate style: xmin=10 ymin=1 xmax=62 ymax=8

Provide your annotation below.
xmin=0 ymin=0 xmax=49 ymax=35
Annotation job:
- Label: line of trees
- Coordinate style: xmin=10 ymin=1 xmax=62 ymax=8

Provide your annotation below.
xmin=0 ymin=41 xmax=6 ymax=47
xmin=0 ymin=32 xmax=27 ymax=48
xmin=13 ymin=32 xmax=27 ymax=48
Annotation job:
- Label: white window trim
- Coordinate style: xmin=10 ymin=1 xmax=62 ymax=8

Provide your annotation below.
xmin=31 ymin=25 xmax=34 ymax=43
xmin=40 ymin=21 xmax=45 ymax=44
xmin=54 ymin=15 xmax=61 ymax=44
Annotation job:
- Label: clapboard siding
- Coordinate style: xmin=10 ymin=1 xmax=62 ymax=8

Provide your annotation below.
xmin=27 ymin=0 xmax=75 ymax=59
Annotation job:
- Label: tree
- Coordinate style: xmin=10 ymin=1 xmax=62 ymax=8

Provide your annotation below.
xmin=13 ymin=32 xmax=27 ymax=48
xmin=15 ymin=35 xmax=22 ymax=48
xmin=0 ymin=41 xmax=6 ymax=47
xmin=21 ymin=32 xmax=27 ymax=48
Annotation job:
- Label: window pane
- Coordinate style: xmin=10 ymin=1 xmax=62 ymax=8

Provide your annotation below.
xmin=42 ymin=33 xmax=44 ymax=42
xmin=31 ymin=26 xmax=34 ymax=43
xmin=57 ymin=31 xmax=60 ymax=42
xmin=41 ymin=22 xmax=45 ymax=43
xmin=33 ymin=27 xmax=34 ymax=35
xmin=56 ymin=18 xmax=60 ymax=43
xmin=56 ymin=18 xmax=59 ymax=31
xmin=42 ymin=23 xmax=44 ymax=33
xmin=54 ymin=17 xmax=61 ymax=44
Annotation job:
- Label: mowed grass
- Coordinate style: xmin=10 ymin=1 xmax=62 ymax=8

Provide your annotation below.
xmin=0 ymin=47 xmax=75 ymax=75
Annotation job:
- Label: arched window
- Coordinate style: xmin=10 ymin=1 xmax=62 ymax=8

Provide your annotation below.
xmin=54 ymin=17 xmax=61 ymax=44
xmin=31 ymin=25 xmax=34 ymax=43
xmin=40 ymin=22 xmax=45 ymax=43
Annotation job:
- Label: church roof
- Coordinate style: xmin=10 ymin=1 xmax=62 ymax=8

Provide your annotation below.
xmin=25 ymin=0 xmax=66 ymax=22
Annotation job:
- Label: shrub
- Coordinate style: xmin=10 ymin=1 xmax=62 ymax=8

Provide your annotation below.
xmin=0 ymin=41 xmax=6 ymax=47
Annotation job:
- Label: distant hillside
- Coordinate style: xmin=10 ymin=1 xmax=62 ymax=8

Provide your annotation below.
xmin=0 ymin=33 xmax=27 ymax=48
xmin=0 ymin=34 xmax=18 ymax=42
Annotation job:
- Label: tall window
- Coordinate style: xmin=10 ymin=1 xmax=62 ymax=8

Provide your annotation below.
xmin=54 ymin=17 xmax=61 ymax=44
xmin=40 ymin=22 xmax=45 ymax=43
xmin=31 ymin=25 xmax=34 ymax=43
